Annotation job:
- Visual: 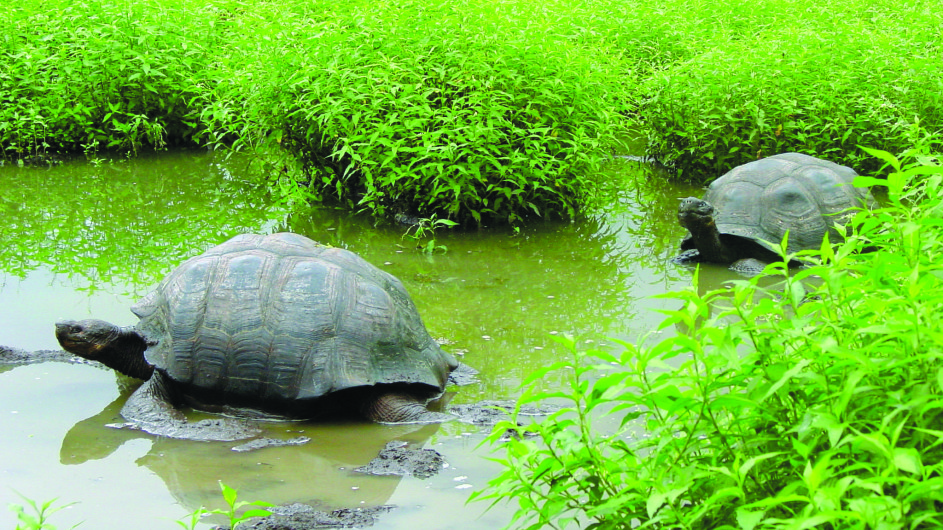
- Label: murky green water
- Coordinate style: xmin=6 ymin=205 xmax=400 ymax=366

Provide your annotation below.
xmin=0 ymin=151 xmax=740 ymax=529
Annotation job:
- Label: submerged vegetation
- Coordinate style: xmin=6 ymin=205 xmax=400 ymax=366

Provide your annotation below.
xmin=475 ymin=145 xmax=943 ymax=528
xmin=2 ymin=0 xmax=941 ymax=223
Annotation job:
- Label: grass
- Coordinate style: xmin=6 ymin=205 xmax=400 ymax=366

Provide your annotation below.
xmin=0 ymin=0 xmax=219 ymax=157
xmin=202 ymin=0 xmax=633 ymax=225
xmin=8 ymin=493 xmax=76 ymax=530
xmin=2 ymin=0 xmax=634 ymax=225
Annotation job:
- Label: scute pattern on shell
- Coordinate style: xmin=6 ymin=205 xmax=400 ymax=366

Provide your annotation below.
xmin=700 ymin=153 xmax=875 ymax=253
xmin=130 ymin=233 xmax=457 ymax=404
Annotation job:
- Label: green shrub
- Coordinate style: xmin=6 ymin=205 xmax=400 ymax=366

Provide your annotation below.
xmin=638 ymin=1 xmax=943 ymax=181
xmin=8 ymin=0 xmax=942 ymax=225
xmin=0 ymin=0 xmax=222 ymax=159
xmin=204 ymin=0 xmax=633 ymax=226
xmin=474 ymin=144 xmax=943 ymax=528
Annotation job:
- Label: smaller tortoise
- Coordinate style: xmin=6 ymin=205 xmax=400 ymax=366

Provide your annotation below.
xmin=55 ymin=233 xmax=460 ymax=442
xmin=677 ymin=153 xmax=875 ymax=273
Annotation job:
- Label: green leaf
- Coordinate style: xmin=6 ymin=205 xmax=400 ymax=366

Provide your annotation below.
xmin=240 ymin=508 xmax=274 ymax=519
xmin=219 ymin=481 xmax=238 ymax=507
xmin=736 ymin=507 xmax=765 ymax=530
xmin=760 ymin=359 xmax=811 ymax=403
xmin=857 ymin=146 xmax=900 ymax=171
xmin=892 ymin=447 xmax=922 ymax=474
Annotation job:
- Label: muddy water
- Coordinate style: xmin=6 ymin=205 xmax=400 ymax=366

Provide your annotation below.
xmin=0 ymin=151 xmax=740 ymax=529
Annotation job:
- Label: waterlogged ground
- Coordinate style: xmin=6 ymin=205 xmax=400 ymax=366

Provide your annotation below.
xmin=0 ymin=151 xmax=740 ymax=529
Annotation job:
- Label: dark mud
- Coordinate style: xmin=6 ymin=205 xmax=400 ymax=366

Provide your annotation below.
xmin=231 ymin=436 xmax=313 ymax=453
xmin=449 ymin=400 xmax=558 ymax=428
xmin=236 ymin=503 xmax=394 ymax=530
xmin=0 ymin=345 xmax=95 ymax=366
xmin=355 ymin=441 xmax=445 ymax=479
xmin=446 ymin=362 xmax=479 ymax=387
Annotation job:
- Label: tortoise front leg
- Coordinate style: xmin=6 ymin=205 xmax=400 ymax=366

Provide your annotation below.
xmin=118 ymin=373 xmax=260 ymax=442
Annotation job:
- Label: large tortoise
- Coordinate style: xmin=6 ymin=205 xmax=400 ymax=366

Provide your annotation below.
xmin=677 ymin=153 xmax=875 ymax=273
xmin=55 ymin=232 xmax=460 ymax=441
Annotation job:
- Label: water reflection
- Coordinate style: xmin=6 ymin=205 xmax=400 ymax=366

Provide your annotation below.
xmin=0 ymin=150 xmax=291 ymax=293
xmin=59 ymin=385 xmax=440 ymax=513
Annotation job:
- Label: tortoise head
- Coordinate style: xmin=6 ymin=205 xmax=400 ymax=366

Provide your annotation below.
xmin=55 ymin=319 xmax=122 ymax=360
xmin=678 ymin=197 xmax=718 ymax=233
xmin=55 ymin=319 xmax=154 ymax=379
xmin=678 ymin=197 xmax=741 ymax=264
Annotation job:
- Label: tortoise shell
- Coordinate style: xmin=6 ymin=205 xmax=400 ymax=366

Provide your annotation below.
xmin=130 ymin=233 xmax=457 ymax=408
xmin=683 ymin=153 xmax=876 ymax=254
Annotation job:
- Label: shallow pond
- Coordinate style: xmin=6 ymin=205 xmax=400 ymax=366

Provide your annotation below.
xmin=0 ymin=151 xmax=741 ymax=529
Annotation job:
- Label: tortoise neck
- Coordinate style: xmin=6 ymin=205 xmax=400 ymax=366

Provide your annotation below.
xmin=689 ymin=221 xmax=735 ymax=264
xmin=105 ymin=328 xmax=155 ymax=381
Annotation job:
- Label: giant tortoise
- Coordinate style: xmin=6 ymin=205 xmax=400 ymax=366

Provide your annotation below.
xmin=677 ymin=152 xmax=875 ymax=273
xmin=55 ymin=232 xmax=460 ymax=441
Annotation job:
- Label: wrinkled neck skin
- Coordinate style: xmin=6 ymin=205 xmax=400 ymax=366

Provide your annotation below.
xmin=102 ymin=327 xmax=155 ymax=380
xmin=686 ymin=218 xmax=736 ymax=264
xmin=679 ymin=198 xmax=736 ymax=265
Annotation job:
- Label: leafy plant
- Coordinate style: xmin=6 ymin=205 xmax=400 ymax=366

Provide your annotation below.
xmin=5 ymin=0 xmax=942 ymax=223
xmin=402 ymin=214 xmax=458 ymax=254
xmin=203 ymin=0 xmax=633 ymax=226
xmin=207 ymin=481 xmax=274 ymax=530
xmin=174 ymin=506 xmax=207 ymax=530
xmin=8 ymin=493 xmax=77 ymax=530
xmin=0 ymin=0 xmax=222 ymax=159
xmin=636 ymin=0 xmax=943 ymax=181
xmin=474 ymin=144 xmax=943 ymax=528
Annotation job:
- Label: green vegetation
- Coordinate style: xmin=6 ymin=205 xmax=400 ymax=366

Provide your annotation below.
xmin=2 ymin=0 xmax=633 ymax=225
xmin=202 ymin=481 xmax=273 ymax=530
xmin=0 ymin=0 xmax=215 ymax=157
xmin=638 ymin=0 xmax=943 ymax=180
xmin=474 ymin=145 xmax=943 ymax=528
xmin=213 ymin=0 xmax=631 ymax=225
xmin=8 ymin=494 xmax=76 ymax=530
xmin=6 ymin=0 xmax=939 ymax=222
xmin=402 ymin=215 xmax=459 ymax=254
xmin=7 ymin=482 xmax=271 ymax=530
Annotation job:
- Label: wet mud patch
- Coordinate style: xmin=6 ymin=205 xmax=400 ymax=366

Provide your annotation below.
xmin=449 ymin=399 xmax=559 ymax=428
xmin=238 ymin=503 xmax=394 ymax=530
xmin=0 ymin=345 xmax=94 ymax=366
xmin=446 ymin=362 xmax=479 ymax=387
xmin=231 ymin=436 xmax=313 ymax=453
xmin=354 ymin=441 xmax=445 ymax=479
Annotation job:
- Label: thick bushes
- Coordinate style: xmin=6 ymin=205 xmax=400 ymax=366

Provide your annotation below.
xmin=206 ymin=0 xmax=631 ymax=225
xmin=3 ymin=0 xmax=634 ymax=225
xmin=638 ymin=0 xmax=943 ymax=181
xmin=5 ymin=0 xmax=942 ymax=220
xmin=0 ymin=0 xmax=220 ymax=157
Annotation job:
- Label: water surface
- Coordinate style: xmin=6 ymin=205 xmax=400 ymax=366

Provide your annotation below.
xmin=0 ymin=151 xmax=737 ymax=529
